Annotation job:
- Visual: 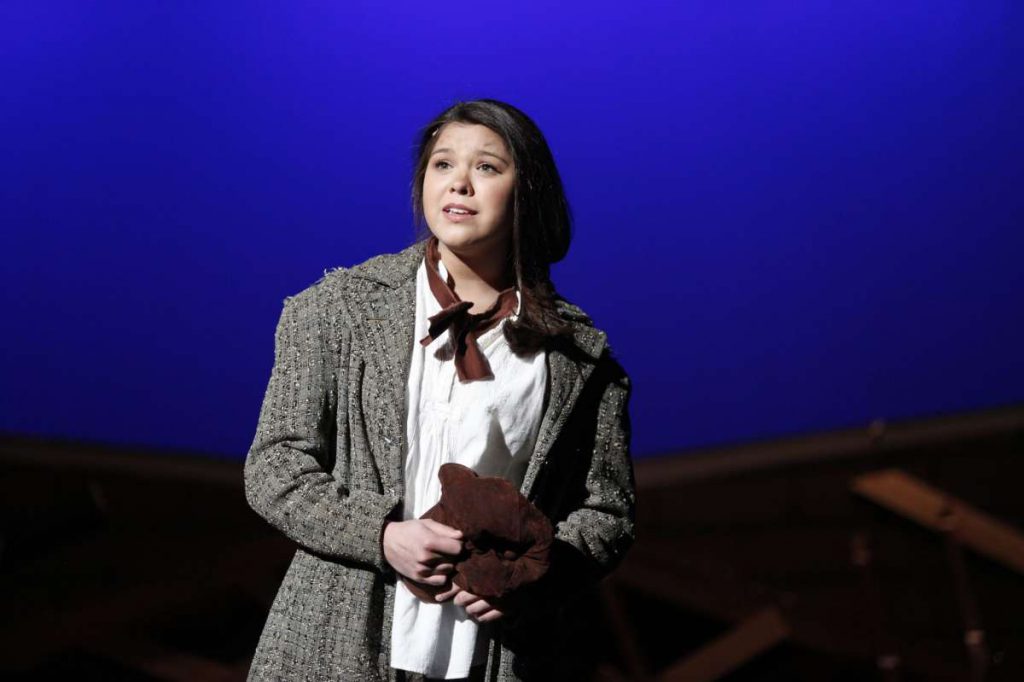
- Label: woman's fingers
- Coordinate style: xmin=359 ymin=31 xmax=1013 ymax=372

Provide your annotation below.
xmin=423 ymin=534 xmax=463 ymax=559
xmin=453 ymin=589 xmax=504 ymax=620
xmin=431 ymin=584 xmax=506 ymax=622
xmin=414 ymin=559 xmax=461 ymax=587
xmin=465 ymin=597 xmax=504 ymax=622
xmin=383 ymin=519 xmax=463 ymax=582
xmin=473 ymin=609 xmax=504 ymax=623
xmin=434 ymin=584 xmax=462 ymax=602
xmin=421 ymin=519 xmax=463 ymax=541
xmin=453 ymin=589 xmax=479 ymax=607
xmin=417 ymin=572 xmax=450 ymax=586
xmin=465 ymin=599 xmax=489 ymax=616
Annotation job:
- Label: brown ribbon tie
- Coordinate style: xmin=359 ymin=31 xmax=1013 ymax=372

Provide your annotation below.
xmin=419 ymin=236 xmax=518 ymax=382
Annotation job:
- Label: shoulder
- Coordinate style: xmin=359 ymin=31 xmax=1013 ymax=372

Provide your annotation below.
xmin=281 ymin=239 xmax=427 ymax=312
xmin=551 ymin=292 xmax=630 ymax=389
xmin=552 ymin=293 xmax=595 ymax=327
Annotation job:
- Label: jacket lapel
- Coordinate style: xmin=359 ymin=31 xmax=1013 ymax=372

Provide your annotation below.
xmin=520 ymin=313 xmax=606 ymax=499
xmin=345 ymin=241 xmax=424 ymax=497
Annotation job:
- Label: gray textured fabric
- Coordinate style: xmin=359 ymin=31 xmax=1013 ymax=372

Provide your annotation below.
xmin=244 ymin=239 xmax=636 ymax=681
xmin=396 ymin=665 xmax=486 ymax=682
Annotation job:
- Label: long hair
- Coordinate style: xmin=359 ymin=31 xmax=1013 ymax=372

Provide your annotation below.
xmin=410 ymin=98 xmax=575 ymax=354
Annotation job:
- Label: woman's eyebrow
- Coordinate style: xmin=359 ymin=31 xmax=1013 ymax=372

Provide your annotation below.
xmin=479 ymin=150 xmax=510 ymax=164
xmin=429 ymin=147 xmax=510 ymax=164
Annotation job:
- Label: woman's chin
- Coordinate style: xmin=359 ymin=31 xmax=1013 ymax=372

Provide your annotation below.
xmin=431 ymin=228 xmax=484 ymax=254
xmin=428 ymin=222 xmax=512 ymax=263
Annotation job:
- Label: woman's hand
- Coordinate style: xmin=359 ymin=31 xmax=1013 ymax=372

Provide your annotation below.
xmin=434 ymin=584 xmax=506 ymax=623
xmin=382 ymin=518 xmax=463 ymax=586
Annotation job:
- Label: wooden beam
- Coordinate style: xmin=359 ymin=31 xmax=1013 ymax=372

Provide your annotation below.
xmin=851 ymin=469 xmax=1024 ymax=576
xmin=636 ymin=404 xmax=1024 ymax=489
xmin=0 ymin=433 xmax=239 ymax=485
xmin=659 ymin=607 xmax=789 ymax=682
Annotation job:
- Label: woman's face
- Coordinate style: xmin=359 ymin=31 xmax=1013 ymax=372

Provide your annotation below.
xmin=422 ymin=123 xmax=516 ymax=263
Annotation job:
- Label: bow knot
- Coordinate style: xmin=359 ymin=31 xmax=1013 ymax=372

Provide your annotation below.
xmin=418 ymin=236 xmax=518 ymax=382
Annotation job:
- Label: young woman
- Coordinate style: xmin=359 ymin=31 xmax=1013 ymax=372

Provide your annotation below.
xmin=244 ymin=99 xmax=636 ymax=681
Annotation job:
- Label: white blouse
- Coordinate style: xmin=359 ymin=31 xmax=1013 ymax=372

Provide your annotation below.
xmin=389 ymin=255 xmax=548 ymax=679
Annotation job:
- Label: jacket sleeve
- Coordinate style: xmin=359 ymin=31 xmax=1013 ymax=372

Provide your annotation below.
xmin=552 ymin=356 xmax=630 ymax=577
xmin=501 ymin=356 xmax=634 ymax=655
xmin=243 ymin=286 xmax=401 ymax=571
xmin=510 ymin=355 xmax=636 ymax=615
xmin=554 ymin=361 xmax=636 ymax=577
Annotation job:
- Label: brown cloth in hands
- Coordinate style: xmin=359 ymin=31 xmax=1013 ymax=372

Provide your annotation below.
xmin=401 ymin=463 xmax=553 ymax=603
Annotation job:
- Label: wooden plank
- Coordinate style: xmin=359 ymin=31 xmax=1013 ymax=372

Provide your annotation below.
xmin=659 ymin=607 xmax=789 ymax=682
xmin=851 ymin=468 xmax=1024 ymax=576
xmin=636 ymin=405 xmax=1024 ymax=489
xmin=0 ymin=433 xmax=239 ymax=485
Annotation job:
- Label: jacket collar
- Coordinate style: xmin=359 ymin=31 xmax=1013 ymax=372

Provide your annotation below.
xmin=348 ymin=239 xmax=602 ymax=336
xmin=346 ymin=239 xmax=607 ymax=499
xmin=346 ymin=238 xmax=428 ymax=288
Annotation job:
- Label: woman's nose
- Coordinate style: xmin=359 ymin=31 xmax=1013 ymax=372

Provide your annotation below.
xmin=449 ymin=172 xmax=472 ymax=195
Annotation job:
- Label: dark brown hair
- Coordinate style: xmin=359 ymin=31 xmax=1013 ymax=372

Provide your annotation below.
xmin=410 ymin=98 xmax=575 ymax=354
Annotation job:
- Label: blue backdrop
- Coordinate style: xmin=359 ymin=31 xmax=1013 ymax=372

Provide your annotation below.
xmin=2 ymin=2 xmax=1022 ymax=459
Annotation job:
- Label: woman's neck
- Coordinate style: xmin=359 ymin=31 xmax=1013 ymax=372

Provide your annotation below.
xmin=437 ymin=240 xmax=515 ymax=311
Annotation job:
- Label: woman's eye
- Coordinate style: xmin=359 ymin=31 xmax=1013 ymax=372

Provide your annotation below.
xmin=478 ymin=163 xmax=497 ymax=173
xmin=433 ymin=160 xmax=451 ymax=170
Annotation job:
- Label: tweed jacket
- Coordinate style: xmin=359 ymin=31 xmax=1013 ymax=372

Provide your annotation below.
xmin=243 ymin=239 xmax=636 ymax=681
